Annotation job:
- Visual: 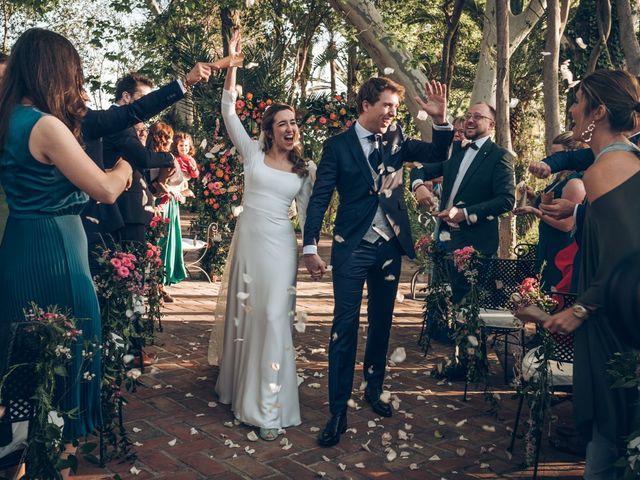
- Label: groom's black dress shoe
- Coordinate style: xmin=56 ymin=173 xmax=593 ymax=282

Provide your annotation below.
xmin=317 ymin=412 xmax=347 ymax=447
xmin=364 ymin=387 xmax=392 ymax=417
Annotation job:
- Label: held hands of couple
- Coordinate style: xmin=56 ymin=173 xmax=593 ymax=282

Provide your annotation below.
xmin=414 ymin=80 xmax=447 ymax=125
xmin=304 ymin=254 xmax=327 ymax=281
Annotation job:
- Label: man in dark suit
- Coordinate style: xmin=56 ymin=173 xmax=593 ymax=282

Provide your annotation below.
xmin=81 ymin=64 xmax=214 ymax=272
xmin=303 ymin=77 xmax=454 ymax=447
xmin=410 ymin=102 xmax=515 ymax=302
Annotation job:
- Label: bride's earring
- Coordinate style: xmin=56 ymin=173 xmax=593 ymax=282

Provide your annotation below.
xmin=581 ymin=120 xmax=596 ymax=143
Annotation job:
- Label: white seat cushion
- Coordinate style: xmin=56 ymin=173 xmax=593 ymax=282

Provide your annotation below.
xmin=181 ymin=238 xmax=207 ymax=252
xmin=522 ymin=346 xmax=573 ymax=386
xmin=478 ymin=309 xmax=521 ymax=329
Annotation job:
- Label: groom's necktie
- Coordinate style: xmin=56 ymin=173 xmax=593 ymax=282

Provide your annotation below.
xmin=367 ymin=134 xmax=383 ymax=172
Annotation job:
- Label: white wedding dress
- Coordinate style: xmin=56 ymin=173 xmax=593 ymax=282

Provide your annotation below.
xmin=208 ymin=89 xmax=314 ymax=429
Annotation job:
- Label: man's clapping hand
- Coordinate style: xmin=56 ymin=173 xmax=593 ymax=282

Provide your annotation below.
xmin=528 ymin=161 xmax=552 ymax=179
xmin=539 ymin=198 xmax=577 ymax=220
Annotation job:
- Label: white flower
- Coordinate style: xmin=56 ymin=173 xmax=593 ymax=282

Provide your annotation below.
xmin=439 ymin=231 xmax=451 ymax=242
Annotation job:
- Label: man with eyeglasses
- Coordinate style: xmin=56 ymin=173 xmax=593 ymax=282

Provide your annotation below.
xmin=410 ymin=102 xmax=515 ymax=303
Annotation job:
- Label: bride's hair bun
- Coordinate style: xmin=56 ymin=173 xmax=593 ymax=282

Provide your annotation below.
xmin=634 ymin=101 xmax=640 ymax=113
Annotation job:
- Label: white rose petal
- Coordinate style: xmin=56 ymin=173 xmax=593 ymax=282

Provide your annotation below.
xmin=576 ymin=37 xmax=587 ymax=49
xmin=85 ymin=216 xmax=99 ymax=224
xmin=386 ymin=449 xmax=397 ymax=462
xmin=269 ymin=383 xmax=282 ymax=393
xmin=307 ymin=383 xmax=321 ymax=389
xmin=190 ymin=427 xmax=198 ymax=435
xmin=409 ymin=463 xmax=418 ymax=470
xmin=294 ymin=322 xmax=306 ymax=333
xmin=247 ymin=431 xmax=259 ymax=442
xmin=456 ymin=448 xmax=466 ymax=456
xmin=322 ymin=455 xmax=331 ymax=462
xmin=130 ymin=466 xmax=141 ymax=475
xmin=208 ymin=401 xmax=217 ymax=408
xmin=429 ymin=454 xmax=441 ymax=461
xmin=168 ymin=438 xmax=177 ymax=446
xmin=310 ymin=426 xmax=320 ymax=432
xmin=469 ymin=213 xmax=478 ymax=224
xmin=482 ymin=424 xmax=496 ymax=432
xmin=384 ymin=274 xmax=396 ymax=281
xmin=541 ymin=51 xmax=552 ymax=56
xmin=231 ymin=205 xmax=244 ymax=217
xmin=509 ymin=98 xmax=520 ymax=109
xmin=334 ymin=234 xmax=345 ymax=243
xmin=236 ymin=292 xmax=249 ymax=301
xmin=439 ymin=231 xmax=451 ymax=242
xmin=383 ymin=67 xmax=395 ymax=75
xmin=123 ymin=354 xmax=134 ymax=364
xmin=287 ymin=286 xmax=297 ymax=295
xmin=271 ymin=362 xmax=280 ymax=371
xmin=243 ymin=273 xmax=253 ymax=284
xmin=355 ymin=462 xmax=365 ymax=468
xmin=390 ymin=347 xmax=407 ymax=363
xmin=199 ymin=139 xmax=207 ymax=149
xmin=379 ymin=391 xmax=392 ymax=404
xmin=416 ymin=110 xmax=429 ymax=121
xmin=467 ymin=335 xmax=479 ymax=347
xmin=245 ymin=62 xmax=259 ymax=69
xmin=456 ymin=419 xmax=467 ymax=427
xmin=245 ymin=446 xmax=255 ymax=455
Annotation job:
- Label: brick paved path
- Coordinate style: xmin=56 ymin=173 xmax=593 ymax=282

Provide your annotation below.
xmin=76 ymin=237 xmax=585 ymax=479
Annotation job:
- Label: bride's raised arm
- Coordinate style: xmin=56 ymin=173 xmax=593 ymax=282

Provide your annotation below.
xmin=220 ymin=29 xmax=259 ymax=163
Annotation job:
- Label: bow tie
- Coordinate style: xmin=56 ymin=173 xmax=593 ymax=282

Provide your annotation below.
xmin=462 ymin=141 xmax=478 ymax=151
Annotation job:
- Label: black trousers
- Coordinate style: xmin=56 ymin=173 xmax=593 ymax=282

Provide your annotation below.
xmin=328 ymin=237 xmax=403 ymax=415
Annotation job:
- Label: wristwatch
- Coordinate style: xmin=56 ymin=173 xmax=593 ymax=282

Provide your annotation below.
xmin=571 ymin=303 xmax=589 ymax=320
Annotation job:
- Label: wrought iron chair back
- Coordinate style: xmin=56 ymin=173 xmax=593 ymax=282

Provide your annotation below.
xmin=0 ymin=322 xmax=39 ymax=424
xmin=476 ymin=257 xmax=542 ymax=310
xmin=545 ymin=292 xmax=577 ymax=363
xmin=514 ymin=243 xmax=538 ymax=260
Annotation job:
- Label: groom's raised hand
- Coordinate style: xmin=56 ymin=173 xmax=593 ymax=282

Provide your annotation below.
xmin=414 ymin=80 xmax=448 ymax=125
xmin=184 ymin=62 xmax=218 ymax=87
xmin=304 ymin=254 xmax=327 ymax=281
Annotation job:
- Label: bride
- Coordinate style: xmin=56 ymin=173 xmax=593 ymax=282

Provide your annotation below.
xmin=208 ymin=29 xmax=315 ymax=441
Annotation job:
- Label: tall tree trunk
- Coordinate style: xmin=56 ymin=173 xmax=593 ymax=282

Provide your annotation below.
xmin=543 ymin=0 xmax=571 ymax=151
xmin=220 ymin=7 xmax=239 ymax=57
xmin=586 ymin=0 xmax=612 ymax=73
xmin=346 ymin=41 xmax=358 ymax=104
xmin=328 ymin=36 xmax=338 ymax=95
xmin=616 ymin=0 xmax=640 ymax=74
xmin=471 ymin=0 xmax=547 ymax=105
xmin=441 ymin=0 xmax=465 ymax=90
xmin=496 ymin=0 xmax=516 ymax=257
xmin=328 ymin=0 xmax=433 ymax=140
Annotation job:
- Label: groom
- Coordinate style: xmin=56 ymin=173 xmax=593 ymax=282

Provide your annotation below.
xmin=303 ymin=77 xmax=453 ymax=447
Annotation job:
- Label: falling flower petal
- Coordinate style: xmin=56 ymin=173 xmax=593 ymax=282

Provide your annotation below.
xmin=355 ymin=462 xmax=365 ymax=468
xmin=439 ymin=231 xmax=451 ymax=242
xmin=417 ymin=110 xmax=429 ymax=121
xmin=245 ymin=62 xmax=259 ymax=69
xmin=168 ymin=438 xmax=177 ymax=446
xmin=456 ymin=419 xmax=467 ymax=427
xmin=269 ymin=383 xmax=282 ymax=393
xmin=576 ymin=37 xmax=587 ymax=49
xmin=237 ymin=292 xmax=249 ymax=301
xmin=509 ymin=98 xmax=520 ymax=109
xmin=287 ymin=286 xmax=297 ymax=295
xmin=243 ymin=273 xmax=253 ymax=283
xmin=384 ymin=274 xmax=396 ymax=281
xmin=384 ymin=67 xmax=395 ymax=75
xmin=347 ymin=399 xmax=357 ymax=409
xmin=429 ymin=454 xmax=441 ymax=461
xmin=132 ymin=427 xmax=142 ymax=433
xmin=130 ymin=466 xmax=141 ymax=475
xmin=386 ymin=449 xmax=397 ymax=461
xmin=382 ymin=259 xmax=394 ymax=269
xmin=390 ymin=347 xmax=406 ymax=363
xmin=199 ymin=139 xmax=207 ymax=149
xmin=396 ymin=292 xmax=405 ymax=303
xmin=208 ymin=401 xmax=217 ymax=408
xmin=310 ymin=426 xmax=320 ymax=432
xmin=232 ymin=205 xmax=244 ymax=217
xmin=541 ymin=51 xmax=552 ymax=56
xmin=334 ymin=234 xmax=345 ymax=243
xmin=85 ymin=216 xmax=99 ymax=224
xmin=190 ymin=427 xmax=198 ymax=435
xmin=469 ymin=213 xmax=478 ymax=224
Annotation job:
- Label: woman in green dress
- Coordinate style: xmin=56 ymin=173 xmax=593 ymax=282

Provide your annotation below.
xmin=0 ymin=29 xmax=132 ymax=442
xmin=544 ymin=70 xmax=640 ymax=479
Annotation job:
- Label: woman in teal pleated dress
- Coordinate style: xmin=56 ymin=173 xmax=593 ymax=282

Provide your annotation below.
xmin=0 ymin=29 xmax=132 ymax=443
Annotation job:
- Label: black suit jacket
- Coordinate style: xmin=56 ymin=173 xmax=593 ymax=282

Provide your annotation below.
xmin=544 ymin=132 xmax=640 ymax=173
xmin=81 ymin=80 xmax=184 ymax=242
xmin=304 ymin=124 xmax=454 ymax=269
xmin=410 ymin=138 xmax=515 ymax=255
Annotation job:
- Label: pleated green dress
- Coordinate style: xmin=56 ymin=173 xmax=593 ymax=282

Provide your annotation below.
xmin=159 ymin=197 xmax=187 ymax=285
xmin=0 ymin=105 xmax=102 ymax=441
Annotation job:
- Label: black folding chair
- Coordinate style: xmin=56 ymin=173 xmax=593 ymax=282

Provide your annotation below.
xmin=460 ymin=257 xmax=542 ymax=399
xmin=0 ymin=322 xmax=40 ymax=474
xmin=509 ymin=292 xmax=576 ymax=480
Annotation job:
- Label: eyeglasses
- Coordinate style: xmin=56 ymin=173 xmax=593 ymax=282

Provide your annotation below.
xmin=464 ymin=113 xmax=493 ymax=122
xmin=135 ymin=127 xmax=148 ymax=134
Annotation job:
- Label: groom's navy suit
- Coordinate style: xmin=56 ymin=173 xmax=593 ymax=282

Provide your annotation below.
xmin=304 ymin=123 xmax=453 ymax=415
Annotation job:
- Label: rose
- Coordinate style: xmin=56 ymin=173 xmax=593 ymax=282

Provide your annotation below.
xmin=110 ymin=258 xmax=122 ymax=268
xmin=117 ymin=266 xmax=130 ymax=278
xmin=319 ymin=116 xmax=328 ymax=125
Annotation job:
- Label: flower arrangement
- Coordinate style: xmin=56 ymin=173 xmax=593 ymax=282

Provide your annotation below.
xmin=509 ymin=277 xmax=557 ymax=318
xmin=0 ymin=304 xmax=97 ymax=478
xmin=303 ymin=94 xmax=356 ymax=133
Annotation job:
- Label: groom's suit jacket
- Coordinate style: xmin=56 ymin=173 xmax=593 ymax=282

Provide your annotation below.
xmin=410 ymin=138 xmax=515 ymax=255
xmin=304 ymin=124 xmax=453 ymax=269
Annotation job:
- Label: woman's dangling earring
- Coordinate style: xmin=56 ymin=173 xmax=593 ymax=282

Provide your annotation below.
xmin=581 ymin=120 xmax=596 ymax=143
